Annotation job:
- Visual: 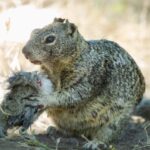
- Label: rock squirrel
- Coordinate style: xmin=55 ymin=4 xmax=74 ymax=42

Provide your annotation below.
xmin=0 ymin=71 xmax=53 ymax=137
xmin=22 ymin=18 xmax=145 ymax=149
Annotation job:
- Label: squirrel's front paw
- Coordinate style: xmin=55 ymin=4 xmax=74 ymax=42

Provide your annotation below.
xmin=30 ymin=94 xmax=57 ymax=107
xmin=25 ymin=96 xmax=45 ymax=108
xmin=27 ymin=92 xmax=58 ymax=108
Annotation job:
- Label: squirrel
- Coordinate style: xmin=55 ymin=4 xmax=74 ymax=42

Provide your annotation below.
xmin=0 ymin=71 xmax=53 ymax=137
xmin=19 ymin=18 xmax=146 ymax=149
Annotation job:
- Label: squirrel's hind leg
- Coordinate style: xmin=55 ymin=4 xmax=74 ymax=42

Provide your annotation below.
xmin=82 ymin=112 xmax=130 ymax=150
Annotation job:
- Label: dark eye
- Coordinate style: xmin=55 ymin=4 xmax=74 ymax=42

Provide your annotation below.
xmin=45 ymin=35 xmax=55 ymax=44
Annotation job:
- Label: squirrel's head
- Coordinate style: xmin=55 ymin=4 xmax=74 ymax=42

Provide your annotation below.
xmin=22 ymin=18 xmax=85 ymax=65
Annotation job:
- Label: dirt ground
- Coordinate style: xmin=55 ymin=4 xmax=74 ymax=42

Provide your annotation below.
xmin=0 ymin=113 xmax=150 ymax=150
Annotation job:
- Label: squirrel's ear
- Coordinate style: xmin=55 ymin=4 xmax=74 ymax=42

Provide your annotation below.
xmin=53 ymin=18 xmax=77 ymax=36
xmin=53 ymin=18 xmax=65 ymax=23
xmin=65 ymin=19 xmax=77 ymax=36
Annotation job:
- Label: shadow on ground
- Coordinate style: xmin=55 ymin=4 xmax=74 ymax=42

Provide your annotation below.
xmin=0 ymin=119 xmax=150 ymax=150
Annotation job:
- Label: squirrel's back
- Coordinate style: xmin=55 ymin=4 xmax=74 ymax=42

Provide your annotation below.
xmin=87 ymin=39 xmax=145 ymax=104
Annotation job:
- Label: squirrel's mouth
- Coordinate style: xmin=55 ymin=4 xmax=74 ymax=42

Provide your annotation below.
xmin=23 ymin=52 xmax=41 ymax=65
xmin=30 ymin=60 xmax=41 ymax=65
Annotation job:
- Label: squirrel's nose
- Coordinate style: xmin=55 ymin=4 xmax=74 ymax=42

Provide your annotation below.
xmin=22 ymin=46 xmax=31 ymax=59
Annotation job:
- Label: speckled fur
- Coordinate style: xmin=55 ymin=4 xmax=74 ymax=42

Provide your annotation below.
xmin=22 ymin=18 xmax=145 ymax=147
xmin=0 ymin=71 xmax=53 ymax=137
xmin=1 ymin=71 xmax=53 ymax=116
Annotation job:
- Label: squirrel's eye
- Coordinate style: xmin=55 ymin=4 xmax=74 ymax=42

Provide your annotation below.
xmin=45 ymin=35 xmax=55 ymax=44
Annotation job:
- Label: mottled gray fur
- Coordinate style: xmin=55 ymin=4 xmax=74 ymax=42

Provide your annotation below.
xmin=12 ymin=18 xmax=146 ymax=149
xmin=0 ymin=71 xmax=53 ymax=137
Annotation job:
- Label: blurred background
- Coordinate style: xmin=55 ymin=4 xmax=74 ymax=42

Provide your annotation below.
xmin=0 ymin=0 xmax=149 ymax=143
xmin=0 ymin=0 xmax=149 ymax=97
